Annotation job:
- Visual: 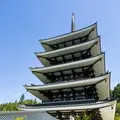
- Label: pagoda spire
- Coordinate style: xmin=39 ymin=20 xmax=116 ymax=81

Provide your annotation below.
xmin=71 ymin=13 xmax=75 ymax=32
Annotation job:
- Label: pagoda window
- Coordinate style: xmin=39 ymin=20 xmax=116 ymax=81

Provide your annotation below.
xmin=49 ymin=58 xmax=58 ymax=65
xmin=50 ymin=35 xmax=89 ymax=50
xmin=45 ymin=57 xmax=102 ymax=82
xmin=49 ymin=49 xmax=92 ymax=66
xmin=74 ymin=86 xmax=98 ymax=101
xmin=74 ymin=39 xmax=80 ymax=45
xmin=81 ymin=36 xmax=88 ymax=43
xmin=75 ymin=89 xmax=85 ymax=100
xmin=45 ymin=65 xmax=96 ymax=83
xmin=42 ymin=85 xmax=98 ymax=103
xmin=65 ymin=55 xmax=73 ymax=62
xmin=52 ymin=91 xmax=64 ymax=102
xmin=65 ymin=41 xmax=73 ymax=47
xmin=58 ymin=43 xmax=65 ymax=48
xmin=63 ymin=90 xmax=73 ymax=101
xmin=84 ymin=86 xmax=98 ymax=100
xmin=40 ymin=90 xmax=53 ymax=101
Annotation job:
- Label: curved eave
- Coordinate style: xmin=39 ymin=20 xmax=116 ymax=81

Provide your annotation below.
xmin=36 ymin=36 xmax=101 ymax=66
xmin=40 ymin=23 xmax=97 ymax=51
xmin=24 ymin=73 xmax=109 ymax=91
xmin=24 ymin=73 xmax=110 ymax=101
xmin=30 ymin=53 xmax=105 ymax=83
xmin=19 ymin=100 xmax=116 ymax=112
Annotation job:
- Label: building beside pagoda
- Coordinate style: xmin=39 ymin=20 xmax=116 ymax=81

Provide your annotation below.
xmin=19 ymin=14 xmax=116 ymax=120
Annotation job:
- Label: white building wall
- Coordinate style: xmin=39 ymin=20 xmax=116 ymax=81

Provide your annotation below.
xmin=70 ymin=115 xmax=74 ymax=120
xmin=100 ymin=101 xmax=116 ymax=120
xmin=96 ymin=78 xmax=110 ymax=100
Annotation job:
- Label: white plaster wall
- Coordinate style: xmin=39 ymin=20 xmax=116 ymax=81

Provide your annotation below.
xmin=100 ymin=101 xmax=116 ymax=120
xmin=93 ymin=56 xmax=105 ymax=77
xmin=96 ymin=76 xmax=110 ymax=100
xmin=90 ymin=38 xmax=100 ymax=57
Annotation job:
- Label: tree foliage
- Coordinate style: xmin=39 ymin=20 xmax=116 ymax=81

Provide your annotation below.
xmin=111 ymin=83 xmax=120 ymax=120
xmin=15 ymin=116 xmax=27 ymax=120
xmin=116 ymin=102 xmax=120 ymax=115
xmin=73 ymin=110 xmax=91 ymax=120
xmin=19 ymin=94 xmax=25 ymax=104
xmin=0 ymin=102 xmax=19 ymax=111
xmin=115 ymin=113 xmax=120 ymax=120
xmin=113 ymin=83 xmax=120 ymax=102
xmin=0 ymin=94 xmax=40 ymax=111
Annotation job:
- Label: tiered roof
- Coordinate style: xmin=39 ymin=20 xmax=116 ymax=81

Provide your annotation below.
xmin=19 ymin=20 xmax=116 ymax=120
xmin=30 ymin=53 xmax=105 ymax=83
xmin=40 ymin=23 xmax=97 ymax=51
xmin=24 ymin=73 xmax=110 ymax=101
xmin=35 ymin=36 xmax=101 ymax=66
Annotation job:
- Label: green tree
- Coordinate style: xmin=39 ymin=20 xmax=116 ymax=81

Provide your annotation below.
xmin=74 ymin=110 xmax=91 ymax=120
xmin=2 ymin=107 xmax=6 ymax=111
xmin=110 ymin=89 xmax=113 ymax=97
xmin=116 ymin=102 xmax=120 ymax=115
xmin=23 ymin=99 xmax=40 ymax=105
xmin=33 ymin=98 xmax=37 ymax=104
xmin=19 ymin=94 xmax=25 ymax=104
xmin=113 ymin=83 xmax=120 ymax=101
xmin=0 ymin=94 xmax=40 ymax=112
xmin=15 ymin=116 xmax=27 ymax=120
xmin=115 ymin=113 xmax=120 ymax=120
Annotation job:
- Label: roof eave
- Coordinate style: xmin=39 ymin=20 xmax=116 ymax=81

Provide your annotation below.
xmin=40 ymin=22 xmax=97 ymax=44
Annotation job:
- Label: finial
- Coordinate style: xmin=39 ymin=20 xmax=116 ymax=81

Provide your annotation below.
xmin=71 ymin=13 xmax=75 ymax=32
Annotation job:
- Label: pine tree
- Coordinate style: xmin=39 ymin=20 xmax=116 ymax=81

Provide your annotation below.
xmin=113 ymin=83 xmax=120 ymax=101
xmin=19 ymin=94 xmax=25 ymax=104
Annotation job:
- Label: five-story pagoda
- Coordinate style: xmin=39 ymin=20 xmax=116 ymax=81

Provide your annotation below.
xmin=19 ymin=14 xmax=116 ymax=120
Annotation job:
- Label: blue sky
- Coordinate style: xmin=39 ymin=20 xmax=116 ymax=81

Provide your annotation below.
xmin=0 ymin=0 xmax=120 ymax=103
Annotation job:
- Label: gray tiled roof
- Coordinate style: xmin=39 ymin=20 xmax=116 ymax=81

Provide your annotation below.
xmin=0 ymin=111 xmax=57 ymax=120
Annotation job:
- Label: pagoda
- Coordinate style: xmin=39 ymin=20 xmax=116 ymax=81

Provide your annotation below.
xmin=19 ymin=14 xmax=116 ymax=120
